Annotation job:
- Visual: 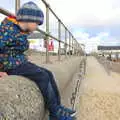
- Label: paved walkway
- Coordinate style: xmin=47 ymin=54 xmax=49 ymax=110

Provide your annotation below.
xmin=78 ymin=57 xmax=120 ymax=120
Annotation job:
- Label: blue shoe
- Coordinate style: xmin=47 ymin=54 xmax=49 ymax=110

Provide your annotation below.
xmin=49 ymin=105 xmax=76 ymax=120
xmin=49 ymin=115 xmax=76 ymax=120
xmin=55 ymin=105 xmax=76 ymax=117
xmin=59 ymin=106 xmax=76 ymax=116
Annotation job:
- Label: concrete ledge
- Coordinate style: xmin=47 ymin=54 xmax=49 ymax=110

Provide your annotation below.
xmin=0 ymin=57 xmax=82 ymax=120
xmin=0 ymin=76 xmax=45 ymax=120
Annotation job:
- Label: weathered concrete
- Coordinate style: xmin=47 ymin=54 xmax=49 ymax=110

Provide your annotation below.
xmin=42 ymin=57 xmax=81 ymax=94
xmin=0 ymin=56 xmax=82 ymax=120
xmin=0 ymin=76 xmax=45 ymax=120
xmin=78 ymin=57 xmax=120 ymax=120
xmin=97 ymin=56 xmax=120 ymax=74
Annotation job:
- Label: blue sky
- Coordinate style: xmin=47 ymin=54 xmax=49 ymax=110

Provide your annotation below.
xmin=47 ymin=0 xmax=120 ymax=53
xmin=1 ymin=0 xmax=120 ymax=53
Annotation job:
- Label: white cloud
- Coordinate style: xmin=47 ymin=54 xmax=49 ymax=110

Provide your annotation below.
xmin=46 ymin=0 xmax=120 ymax=53
xmin=47 ymin=0 xmax=120 ymax=27
xmin=74 ymin=31 xmax=110 ymax=53
xmin=1 ymin=0 xmax=119 ymax=53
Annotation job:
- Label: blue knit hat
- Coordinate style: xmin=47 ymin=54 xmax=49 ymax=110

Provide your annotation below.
xmin=16 ymin=1 xmax=44 ymax=25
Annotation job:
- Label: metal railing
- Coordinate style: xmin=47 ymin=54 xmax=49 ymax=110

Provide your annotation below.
xmin=0 ymin=0 xmax=84 ymax=63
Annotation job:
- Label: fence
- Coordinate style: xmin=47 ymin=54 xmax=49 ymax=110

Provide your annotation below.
xmin=0 ymin=0 xmax=84 ymax=63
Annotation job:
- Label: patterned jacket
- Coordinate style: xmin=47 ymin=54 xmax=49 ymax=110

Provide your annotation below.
xmin=0 ymin=16 xmax=30 ymax=71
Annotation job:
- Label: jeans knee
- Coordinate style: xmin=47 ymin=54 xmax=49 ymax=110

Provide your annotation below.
xmin=41 ymin=68 xmax=54 ymax=78
xmin=40 ymin=70 xmax=50 ymax=82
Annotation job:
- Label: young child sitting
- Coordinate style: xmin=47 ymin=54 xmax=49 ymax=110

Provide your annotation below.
xmin=0 ymin=1 xmax=76 ymax=120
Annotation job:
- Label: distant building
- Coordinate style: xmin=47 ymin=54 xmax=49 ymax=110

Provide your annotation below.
xmin=98 ymin=46 xmax=120 ymax=51
xmin=28 ymin=32 xmax=55 ymax=52
xmin=98 ymin=46 xmax=120 ymax=61
xmin=28 ymin=32 xmax=46 ymax=52
xmin=98 ymin=46 xmax=120 ymax=54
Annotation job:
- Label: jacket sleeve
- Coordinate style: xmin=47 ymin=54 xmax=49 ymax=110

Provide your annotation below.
xmin=0 ymin=21 xmax=29 ymax=52
xmin=0 ymin=22 xmax=15 ymax=49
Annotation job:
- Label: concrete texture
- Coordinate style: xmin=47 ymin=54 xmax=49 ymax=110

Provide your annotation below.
xmin=0 ymin=54 xmax=82 ymax=120
xmin=0 ymin=76 xmax=45 ymax=120
xmin=78 ymin=57 xmax=120 ymax=120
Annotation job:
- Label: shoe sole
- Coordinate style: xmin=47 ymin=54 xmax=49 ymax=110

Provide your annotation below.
xmin=70 ymin=112 xmax=76 ymax=117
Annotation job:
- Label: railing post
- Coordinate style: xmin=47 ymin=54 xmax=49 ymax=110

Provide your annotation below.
xmin=72 ymin=36 xmax=74 ymax=56
xmin=73 ymin=39 xmax=75 ymax=56
xmin=69 ymin=32 xmax=71 ymax=57
xmin=74 ymin=39 xmax=76 ymax=56
xmin=77 ymin=42 xmax=79 ymax=56
xmin=15 ymin=0 xmax=20 ymax=14
xmin=75 ymin=41 xmax=77 ymax=56
xmin=46 ymin=5 xmax=50 ymax=63
xmin=65 ymin=28 xmax=67 ymax=58
xmin=77 ymin=43 xmax=79 ymax=56
xmin=58 ymin=20 xmax=61 ymax=61
xmin=78 ymin=44 xmax=80 ymax=56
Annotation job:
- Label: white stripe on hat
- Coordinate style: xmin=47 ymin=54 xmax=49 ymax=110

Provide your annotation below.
xmin=17 ymin=15 xmax=44 ymax=21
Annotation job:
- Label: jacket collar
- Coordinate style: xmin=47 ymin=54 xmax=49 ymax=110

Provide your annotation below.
xmin=7 ymin=16 xmax=30 ymax=34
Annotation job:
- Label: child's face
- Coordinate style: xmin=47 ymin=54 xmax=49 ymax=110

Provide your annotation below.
xmin=27 ymin=22 xmax=38 ymax=32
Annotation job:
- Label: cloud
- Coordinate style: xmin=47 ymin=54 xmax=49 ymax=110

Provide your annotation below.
xmin=44 ymin=0 xmax=120 ymax=53
xmin=73 ymin=31 xmax=111 ymax=53
xmin=1 ymin=0 xmax=120 ymax=53
xmin=47 ymin=0 xmax=120 ymax=26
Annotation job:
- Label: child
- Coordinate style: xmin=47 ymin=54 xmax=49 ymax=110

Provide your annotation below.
xmin=0 ymin=1 xmax=76 ymax=120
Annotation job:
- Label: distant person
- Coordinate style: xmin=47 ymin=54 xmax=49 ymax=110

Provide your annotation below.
xmin=0 ymin=2 xmax=76 ymax=120
xmin=107 ymin=54 xmax=111 ymax=61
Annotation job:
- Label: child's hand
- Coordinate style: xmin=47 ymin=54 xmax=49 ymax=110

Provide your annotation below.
xmin=0 ymin=72 xmax=8 ymax=78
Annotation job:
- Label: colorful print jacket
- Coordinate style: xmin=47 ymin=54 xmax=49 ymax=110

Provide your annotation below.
xmin=0 ymin=16 xmax=30 ymax=71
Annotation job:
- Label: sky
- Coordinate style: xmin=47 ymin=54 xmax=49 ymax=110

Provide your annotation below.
xmin=0 ymin=0 xmax=120 ymax=53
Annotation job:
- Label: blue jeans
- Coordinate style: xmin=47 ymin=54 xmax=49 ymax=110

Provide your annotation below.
xmin=6 ymin=61 xmax=61 ymax=113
